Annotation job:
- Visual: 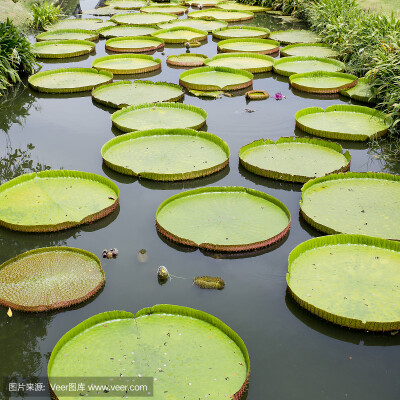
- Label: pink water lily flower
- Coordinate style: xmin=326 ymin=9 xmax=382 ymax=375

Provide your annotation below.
xmin=274 ymin=92 xmax=285 ymax=100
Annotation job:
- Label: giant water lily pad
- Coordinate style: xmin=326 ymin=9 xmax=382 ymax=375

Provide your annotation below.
xmin=205 ymin=53 xmax=274 ymax=73
xmin=101 ymin=128 xmax=229 ymax=180
xmin=151 ymin=27 xmax=207 ymax=43
xmin=269 ymin=29 xmax=321 ymax=45
xmin=188 ymin=8 xmax=254 ymax=22
xmin=98 ymin=24 xmax=158 ymax=38
xmin=92 ymin=80 xmax=184 ymax=108
xmin=295 ymin=105 xmax=391 ymax=141
xmin=158 ymin=17 xmax=227 ymax=32
xmin=289 ymin=71 xmax=358 ymax=94
xmin=105 ymin=0 xmax=147 ymax=9
xmin=92 ymin=54 xmax=161 ymax=74
xmin=0 ymin=247 xmax=104 ymax=312
xmin=141 ymin=4 xmax=188 ymax=14
xmin=28 ymin=68 xmax=113 ymax=93
xmin=274 ymin=56 xmax=345 ymax=76
xmin=212 ymin=26 xmax=270 ymax=39
xmin=287 ymin=235 xmax=400 ymax=331
xmin=179 ymin=66 xmax=253 ymax=91
xmin=82 ymin=6 xmax=121 ymax=16
xmin=111 ymin=12 xmax=178 ymax=25
xmin=287 ymin=235 xmax=400 ymax=332
xmin=111 ymin=102 xmax=207 ymax=131
xmin=0 ymin=170 xmax=119 ymax=232
xmin=48 ymin=305 xmax=250 ymax=399
xmin=105 ymin=36 xmax=165 ymax=52
xmin=239 ymin=137 xmax=351 ymax=183
xmin=217 ymin=38 xmax=280 ymax=54
xmin=300 ymin=172 xmax=400 ymax=240
xmin=36 ymin=29 xmax=99 ymax=42
xmin=216 ymin=2 xmax=271 ymax=12
xmin=33 ymin=40 xmax=95 ymax=59
xmin=156 ymin=186 xmax=290 ymax=251
xmin=46 ymin=18 xmax=114 ymax=31
xmin=281 ymin=43 xmax=339 ymax=59
xmin=185 ymin=0 xmax=222 ymax=6
xmin=340 ymin=77 xmax=376 ymax=103
xmin=167 ymin=53 xmax=207 ymax=67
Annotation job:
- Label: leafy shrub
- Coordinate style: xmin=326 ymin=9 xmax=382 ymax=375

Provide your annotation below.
xmin=0 ymin=18 xmax=38 ymax=95
xmin=30 ymin=1 xmax=61 ymax=30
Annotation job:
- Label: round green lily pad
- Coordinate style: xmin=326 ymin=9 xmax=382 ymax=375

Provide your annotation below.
xmin=32 ymin=40 xmax=95 ymax=59
xmin=167 ymin=53 xmax=207 ymax=67
xmin=280 ymin=43 xmax=339 ymax=59
xmin=295 ymin=104 xmax=391 ymax=141
xmin=212 ymin=26 xmax=270 ymax=39
xmin=0 ymin=170 xmax=119 ymax=232
xmin=101 ymin=128 xmax=229 ymax=180
xmin=92 ymin=54 xmax=161 ymax=74
xmin=287 ymin=234 xmax=400 ymax=331
xmin=300 ymin=172 xmax=400 ymax=240
xmin=0 ymin=247 xmax=104 ymax=312
xmin=151 ymin=26 xmax=207 ymax=43
xmin=82 ymin=6 xmax=120 ymax=15
xmin=111 ymin=102 xmax=207 ymax=131
xmin=36 ymin=29 xmax=99 ymax=42
xmin=46 ymin=18 xmax=114 ymax=31
xmin=205 ymin=53 xmax=274 ymax=73
xmin=105 ymin=36 xmax=165 ymax=52
xmin=158 ymin=17 xmax=227 ymax=32
xmin=111 ymin=12 xmax=178 ymax=25
xmin=273 ymin=56 xmax=345 ymax=76
xmin=179 ymin=66 xmax=253 ymax=91
xmin=340 ymin=77 xmax=376 ymax=103
xmin=289 ymin=71 xmax=358 ymax=94
xmin=216 ymin=2 xmax=271 ymax=12
xmin=141 ymin=4 xmax=188 ymax=14
xmin=105 ymin=0 xmax=147 ymax=9
xmin=217 ymin=38 xmax=280 ymax=54
xmin=239 ymin=137 xmax=351 ymax=183
xmin=184 ymin=0 xmax=222 ymax=6
xmin=156 ymin=186 xmax=291 ymax=251
xmin=48 ymin=305 xmax=250 ymax=399
xmin=188 ymin=8 xmax=254 ymax=22
xmin=269 ymin=29 xmax=321 ymax=45
xmin=28 ymin=68 xmax=113 ymax=93
xmin=92 ymin=80 xmax=184 ymax=108
xmin=98 ymin=24 xmax=158 ymax=38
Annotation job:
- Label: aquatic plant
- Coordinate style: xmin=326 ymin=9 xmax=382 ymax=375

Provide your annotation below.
xmin=0 ymin=19 xmax=38 ymax=95
xmin=0 ymin=247 xmax=105 ymax=312
xmin=48 ymin=305 xmax=250 ymax=399
xmin=30 ymin=1 xmax=62 ymax=30
xmin=287 ymin=234 xmax=400 ymax=331
xmin=33 ymin=39 xmax=95 ymax=59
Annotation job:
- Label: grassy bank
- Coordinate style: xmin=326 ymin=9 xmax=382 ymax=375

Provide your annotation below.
xmin=0 ymin=0 xmax=32 ymax=27
xmin=241 ymin=0 xmax=400 ymax=160
xmin=357 ymin=0 xmax=400 ymax=18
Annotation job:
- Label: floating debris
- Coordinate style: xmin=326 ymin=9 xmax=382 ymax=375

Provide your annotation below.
xmin=194 ymin=276 xmax=225 ymax=290
xmin=7 ymin=307 xmax=12 ymax=317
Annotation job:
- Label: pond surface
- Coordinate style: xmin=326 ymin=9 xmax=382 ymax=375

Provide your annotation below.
xmin=1 ymin=1 xmax=399 ymax=399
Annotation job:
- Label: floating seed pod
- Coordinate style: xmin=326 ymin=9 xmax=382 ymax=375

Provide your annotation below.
xmin=112 ymin=248 xmax=118 ymax=257
xmin=194 ymin=276 xmax=225 ymax=289
xmin=102 ymin=249 xmax=108 ymax=258
xmin=157 ymin=265 xmax=169 ymax=280
xmin=106 ymin=251 xmax=113 ymax=259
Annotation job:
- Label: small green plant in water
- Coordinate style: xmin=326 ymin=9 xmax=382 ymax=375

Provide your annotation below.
xmin=30 ymin=1 xmax=62 ymax=30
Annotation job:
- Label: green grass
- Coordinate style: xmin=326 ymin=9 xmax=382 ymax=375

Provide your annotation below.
xmin=0 ymin=18 xmax=38 ymax=95
xmin=357 ymin=0 xmax=400 ymax=18
xmin=30 ymin=1 xmax=62 ymax=30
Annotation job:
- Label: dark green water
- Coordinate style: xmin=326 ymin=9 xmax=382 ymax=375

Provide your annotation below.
xmin=1 ymin=2 xmax=399 ymax=399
